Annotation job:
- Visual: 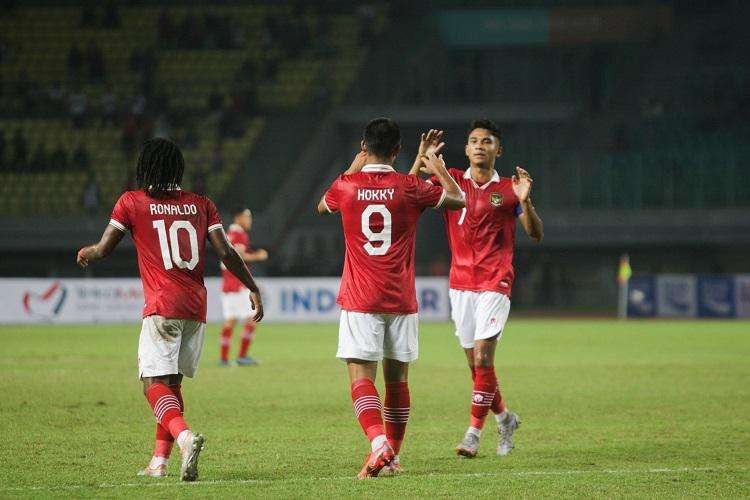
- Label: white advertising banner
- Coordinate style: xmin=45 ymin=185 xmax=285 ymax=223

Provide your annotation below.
xmin=0 ymin=277 xmax=450 ymax=324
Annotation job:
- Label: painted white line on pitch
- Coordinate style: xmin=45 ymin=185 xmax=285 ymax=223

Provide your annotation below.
xmin=2 ymin=466 xmax=744 ymax=492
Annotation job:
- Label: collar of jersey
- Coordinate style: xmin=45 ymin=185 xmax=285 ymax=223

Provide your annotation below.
xmin=463 ymin=168 xmax=499 ymax=189
xmin=361 ymin=164 xmax=395 ymax=173
xmin=228 ymin=223 xmax=243 ymax=232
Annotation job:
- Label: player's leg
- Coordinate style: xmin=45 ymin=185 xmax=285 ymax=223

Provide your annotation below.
xmin=450 ymin=290 xmax=484 ymax=457
xmin=236 ymin=318 xmax=257 ymax=365
xmin=139 ymin=372 xmax=183 ymax=477
xmin=380 ymin=312 xmax=418 ymax=475
xmin=220 ymin=292 xmax=239 ymax=365
xmin=474 ymin=292 xmax=519 ymax=456
xmin=337 ymin=310 xmax=394 ymax=478
xmin=219 ymin=318 xmax=236 ymax=366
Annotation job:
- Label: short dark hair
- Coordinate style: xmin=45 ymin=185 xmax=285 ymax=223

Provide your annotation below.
xmin=468 ymin=119 xmax=501 ymax=142
xmin=136 ymin=138 xmax=185 ymax=198
xmin=363 ymin=117 xmax=400 ymax=158
xmin=230 ymin=206 xmax=250 ymax=217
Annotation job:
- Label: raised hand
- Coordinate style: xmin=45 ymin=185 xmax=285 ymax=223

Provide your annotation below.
xmin=344 ymin=150 xmax=368 ymax=175
xmin=422 ymin=150 xmax=448 ymax=176
xmin=419 ymin=129 xmax=445 ymax=157
xmin=511 ymin=166 xmax=533 ymax=202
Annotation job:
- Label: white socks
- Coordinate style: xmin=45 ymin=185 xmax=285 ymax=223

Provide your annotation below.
xmin=468 ymin=426 xmax=482 ymax=438
xmin=371 ymin=434 xmax=387 ymax=452
xmin=149 ymin=456 xmax=167 ymax=468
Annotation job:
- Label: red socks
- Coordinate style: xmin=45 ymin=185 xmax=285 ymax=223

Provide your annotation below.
xmin=470 ymin=366 xmax=497 ymax=430
xmin=384 ymin=381 xmax=410 ymax=455
xmin=471 ymin=366 xmax=507 ymax=416
xmin=220 ymin=325 xmax=232 ymax=362
xmin=351 ymin=378 xmax=385 ymax=441
xmin=146 ymin=382 xmax=188 ymax=439
xmin=238 ymin=321 xmax=256 ymax=358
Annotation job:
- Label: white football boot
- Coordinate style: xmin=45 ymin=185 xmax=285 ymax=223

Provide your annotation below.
xmin=497 ymin=412 xmax=521 ymax=456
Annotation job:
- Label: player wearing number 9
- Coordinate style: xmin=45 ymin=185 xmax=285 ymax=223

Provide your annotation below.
xmin=76 ymin=138 xmax=263 ymax=481
xmin=316 ymin=118 xmax=464 ymax=478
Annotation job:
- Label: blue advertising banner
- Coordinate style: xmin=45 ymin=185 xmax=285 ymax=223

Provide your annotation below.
xmin=656 ymin=275 xmax=697 ymax=318
xmin=697 ymin=276 xmax=735 ymax=318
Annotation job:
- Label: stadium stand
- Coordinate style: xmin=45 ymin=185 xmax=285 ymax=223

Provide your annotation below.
xmin=0 ymin=2 xmax=387 ymax=215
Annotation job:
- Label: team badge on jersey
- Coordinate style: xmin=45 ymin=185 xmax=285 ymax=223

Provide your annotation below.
xmin=490 ymin=192 xmax=503 ymax=206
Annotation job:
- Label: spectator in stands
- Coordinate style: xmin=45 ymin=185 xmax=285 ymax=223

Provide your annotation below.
xmin=102 ymin=2 xmax=121 ymax=29
xmin=72 ymin=143 xmax=90 ymax=171
xmin=46 ymin=81 xmax=67 ymax=115
xmin=121 ymin=114 xmax=137 ymax=159
xmin=79 ymin=1 xmax=96 ymax=28
xmin=86 ymin=40 xmax=106 ymax=83
xmin=30 ymin=143 xmax=49 ymax=172
xmin=0 ymin=129 xmax=5 ymax=170
xmin=157 ymin=9 xmax=175 ymax=47
xmin=153 ymin=114 xmax=170 ymax=139
xmin=69 ymin=89 xmax=87 ymax=128
xmin=100 ymin=86 xmax=118 ymax=126
xmin=211 ymin=144 xmax=224 ymax=171
xmin=11 ymin=129 xmax=27 ymax=170
xmin=67 ymin=43 xmax=83 ymax=80
xmin=208 ymin=86 xmax=224 ymax=112
xmin=183 ymin=121 xmax=199 ymax=150
xmin=82 ymin=175 xmax=100 ymax=214
xmin=50 ymin=143 xmax=68 ymax=171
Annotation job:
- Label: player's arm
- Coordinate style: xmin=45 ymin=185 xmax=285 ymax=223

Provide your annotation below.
xmin=409 ymin=129 xmax=445 ymax=176
xmin=76 ymin=224 xmax=125 ymax=267
xmin=210 ymin=229 xmax=264 ymax=322
xmin=234 ymin=244 xmax=269 ymax=263
xmin=316 ymin=194 xmax=331 ymax=216
xmin=513 ymin=166 xmax=544 ymax=242
xmin=422 ymin=150 xmax=465 ymax=210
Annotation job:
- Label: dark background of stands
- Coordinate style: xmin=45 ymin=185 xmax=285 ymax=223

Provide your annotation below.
xmin=1 ymin=0 xmax=748 ymax=313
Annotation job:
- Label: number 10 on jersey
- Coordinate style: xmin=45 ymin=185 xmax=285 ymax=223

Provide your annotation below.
xmin=152 ymin=219 xmax=199 ymax=270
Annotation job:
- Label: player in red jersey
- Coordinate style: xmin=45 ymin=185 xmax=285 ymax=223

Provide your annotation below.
xmin=317 ymin=118 xmax=465 ymax=478
xmin=410 ymin=120 xmax=543 ymax=458
xmin=76 ymin=138 xmax=264 ymax=481
xmin=219 ymin=207 xmax=268 ymax=366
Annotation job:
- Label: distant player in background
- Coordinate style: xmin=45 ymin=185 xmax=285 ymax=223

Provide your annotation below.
xmin=219 ymin=207 xmax=268 ymax=366
xmin=410 ymin=120 xmax=543 ymax=458
xmin=76 ymin=138 xmax=264 ymax=481
xmin=317 ymin=118 xmax=465 ymax=478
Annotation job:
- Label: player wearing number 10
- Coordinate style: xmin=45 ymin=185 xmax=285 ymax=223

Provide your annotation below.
xmin=317 ymin=118 xmax=465 ymax=478
xmin=76 ymin=138 xmax=264 ymax=481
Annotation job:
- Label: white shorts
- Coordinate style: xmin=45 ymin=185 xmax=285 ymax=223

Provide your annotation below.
xmin=449 ymin=289 xmax=511 ymax=349
xmin=221 ymin=289 xmax=255 ymax=320
xmin=138 ymin=315 xmax=206 ymax=379
xmin=336 ymin=310 xmax=419 ymax=363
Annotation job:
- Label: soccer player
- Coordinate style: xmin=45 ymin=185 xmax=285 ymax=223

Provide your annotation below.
xmin=219 ymin=207 xmax=268 ymax=366
xmin=410 ymin=120 xmax=544 ymax=458
xmin=317 ymin=118 xmax=465 ymax=478
xmin=76 ymin=138 xmax=264 ymax=481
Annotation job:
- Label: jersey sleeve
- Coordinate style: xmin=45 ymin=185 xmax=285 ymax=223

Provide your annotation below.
xmin=413 ymin=176 xmax=447 ymax=209
xmin=109 ymin=193 xmax=132 ymax=232
xmin=323 ymin=177 xmax=343 ymax=213
xmin=206 ymin=198 xmax=224 ymax=233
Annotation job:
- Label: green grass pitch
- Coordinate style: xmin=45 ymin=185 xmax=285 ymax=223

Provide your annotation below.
xmin=1 ymin=319 xmax=749 ymax=498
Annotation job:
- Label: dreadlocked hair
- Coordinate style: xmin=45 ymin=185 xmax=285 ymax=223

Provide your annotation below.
xmin=135 ymin=138 xmax=185 ymax=198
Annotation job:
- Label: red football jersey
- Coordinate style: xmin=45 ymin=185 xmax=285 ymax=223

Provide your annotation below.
xmin=221 ymin=223 xmax=250 ymax=293
xmin=324 ymin=164 xmax=446 ymax=314
xmin=436 ymin=168 xmax=522 ymax=296
xmin=109 ymin=189 xmax=224 ymax=322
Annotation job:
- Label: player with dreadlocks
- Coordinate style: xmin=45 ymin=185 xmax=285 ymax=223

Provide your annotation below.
xmin=76 ymin=138 xmax=264 ymax=481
